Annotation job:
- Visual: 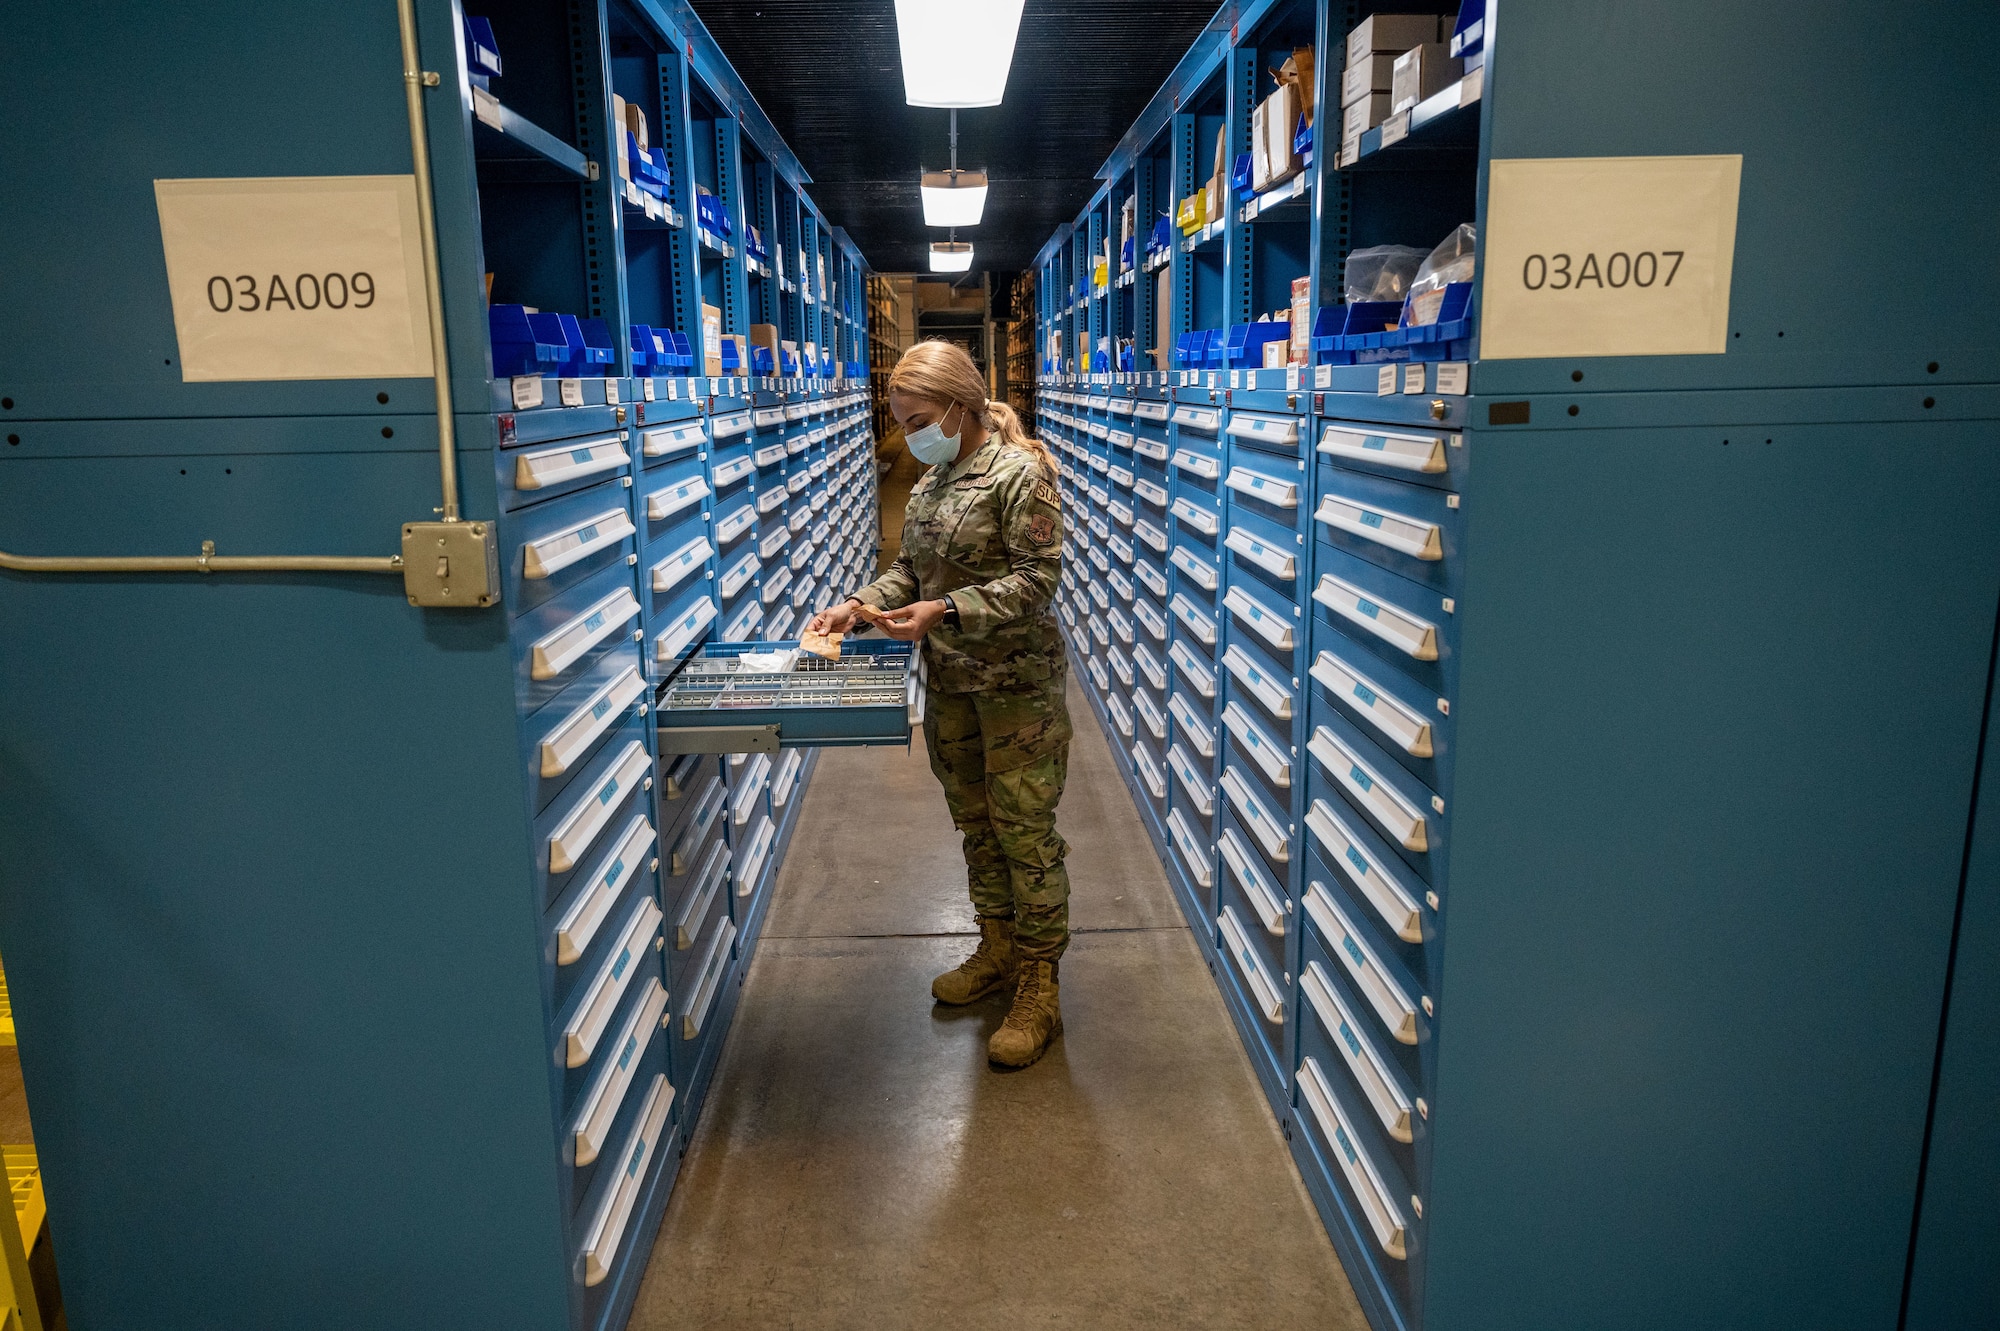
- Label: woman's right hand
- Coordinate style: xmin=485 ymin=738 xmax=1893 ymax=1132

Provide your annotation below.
xmin=808 ymin=599 xmax=861 ymax=636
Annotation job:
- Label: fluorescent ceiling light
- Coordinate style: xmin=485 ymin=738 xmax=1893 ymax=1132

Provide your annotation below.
xmin=895 ymin=0 xmax=1025 ymax=107
xmin=929 ymin=241 xmax=975 ymax=273
xmin=921 ymin=171 xmax=988 ymax=227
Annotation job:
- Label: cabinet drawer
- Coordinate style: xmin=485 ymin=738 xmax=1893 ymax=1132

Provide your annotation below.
xmin=1303 ymin=880 xmax=1418 ymax=1046
xmin=570 ymin=978 xmax=670 ymax=1169
xmin=524 ymin=656 xmax=647 ymax=814
xmin=1166 ymin=808 xmax=1215 ymax=889
xmin=546 ymin=739 xmax=654 ymax=876
xmin=1221 ymin=765 xmax=1290 ymax=866
xmin=680 ymin=918 xmax=739 ymax=1041
xmin=1310 ymin=648 xmax=1436 ymax=762
xmin=1223 ymin=701 xmax=1291 ymax=790
xmin=639 ymin=417 xmax=709 ymax=466
xmin=648 ymin=534 xmax=714 ymax=601
xmin=1308 ymin=725 xmax=1432 ymax=855
xmin=667 ymin=774 xmax=727 ymax=874
xmin=1305 ymin=798 xmax=1424 ymax=945
xmin=507 ymin=482 xmax=638 ymax=614
xmin=1318 ymin=420 xmax=1460 ymax=490
xmin=1219 ymin=826 xmax=1287 ymax=938
xmin=1133 ymin=684 xmax=1168 ymax=741
xmin=1221 ymin=643 xmax=1294 ymax=722
xmin=1223 ymin=584 xmax=1298 ymax=655
xmin=713 ymin=499 xmax=756 ymax=548
xmin=733 ymin=814 xmax=777 ymax=899
xmin=1168 ymin=593 xmax=1218 ymax=647
xmin=1224 ymin=462 xmax=1303 ymax=511
xmin=1218 ymin=905 xmax=1284 ymax=1025
xmin=1300 ymin=961 xmax=1414 ymax=1144
xmin=561 ymin=895 xmax=665 ymax=1068
xmin=1225 ymin=410 xmax=1305 ymax=458
xmin=1132 ymin=735 xmax=1169 ymax=803
xmin=503 ymin=432 xmax=632 ymax=510
xmin=554 ymin=815 xmax=657 ymax=967
xmin=1312 ymin=570 xmax=1440 ymax=664
xmin=515 ymin=565 xmax=643 ymax=707
xmin=1132 ymin=641 xmax=1168 ymax=693
xmin=577 ymin=1072 xmax=676 ymax=1287
xmin=1167 ymin=742 xmax=1215 ymax=817
xmin=1168 ymin=642 xmax=1218 ymax=702
xmin=653 ymin=595 xmax=718 ymax=669
xmin=1133 ymin=557 xmax=1167 ymax=598
xmin=1297 ymin=1055 xmax=1410 ymax=1260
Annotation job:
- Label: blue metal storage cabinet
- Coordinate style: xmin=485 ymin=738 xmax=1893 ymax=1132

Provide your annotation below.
xmin=1036 ymin=1 xmax=2000 ymax=1328
xmin=0 ymin=1 xmax=879 ymax=1328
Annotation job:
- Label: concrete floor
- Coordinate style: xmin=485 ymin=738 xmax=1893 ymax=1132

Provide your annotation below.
xmin=628 ymin=674 xmax=1367 ymax=1330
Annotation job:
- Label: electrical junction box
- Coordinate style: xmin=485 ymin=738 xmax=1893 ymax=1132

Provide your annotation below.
xmin=402 ymin=520 xmax=500 ymax=608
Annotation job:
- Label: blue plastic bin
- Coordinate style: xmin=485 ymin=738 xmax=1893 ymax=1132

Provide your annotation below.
xmin=489 ymin=304 xmax=563 ymax=377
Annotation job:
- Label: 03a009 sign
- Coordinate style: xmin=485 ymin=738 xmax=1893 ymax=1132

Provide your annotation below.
xmin=154 ymin=175 xmax=436 ymax=382
xmin=1479 ymin=155 xmax=1743 ymax=360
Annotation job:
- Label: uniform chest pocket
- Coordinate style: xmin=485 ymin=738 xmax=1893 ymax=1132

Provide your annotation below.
xmin=917 ymin=483 xmax=998 ymax=564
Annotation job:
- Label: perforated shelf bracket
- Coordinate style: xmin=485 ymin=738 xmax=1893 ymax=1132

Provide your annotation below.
xmin=658 ymin=725 xmax=783 ymax=756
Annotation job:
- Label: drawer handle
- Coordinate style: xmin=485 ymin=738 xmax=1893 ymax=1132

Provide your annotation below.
xmin=1167 ymin=742 xmax=1215 ymax=816
xmin=673 ymin=776 xmax=726 ymax=871
xmin=1133 ymin=642 xmax=1167 ymax=691
xmin=1225 ymin=413 xmax=1302 ymax=446
xmin=1224 ymin=586 xmax=1297 ymax=651
xmin=1305 ymin=799 xmax=1423 ymax=944
xmin=524 ymin=507 xmax=634 ymax=580
xmin=760 ymin=567 xmax=793 ymax=605
xmin=734 ymin=817 xmax=776 ymax=897
xmin=1218 ymin=907 xmax=1284 ymax=1023
xmin=1167 ymin=809 xmax=1215 ymax=888
xmin=549 ymin=742 xmax=651 ymax=874
xmin=1172 ymin=406 xmax=1220 ymax=431
xmin=1108 ymin=502 xmax=1135 ymax=527
xmin=711 ymin=456 xmax=755 ymax=487
xmin=1168 ymin=546 xmax=1218 ymax=591
xmin=556 ymin=815 xmax=656 ymax=965
xmin=1221 ymin=766 xmax=1289 ymax=863
xmin=674 ymin=839 xmax=730 ymax=949
xmin=563 ymin=895 xmax=663 ymax=1067
xmin=1310 ymin=651 xmax=1434 ymax=758
xmin=1107 ymin=535 xmax=1135 ymax=565
xmin=756 ymin=488 xmax=788 ymax=515
xmin=654 ymin=596 xmax=718 ymax=664
xmin=1108 ymin=692 xmax=1135 ymax=737
xmin=1088 ymin=657 xmax=1111 ymax=693
xmin=754 ymin=443 xmax=787 ymax=468
xmin=579 ymin=1072 xmax=676 ymax=1286
xmin=1108 ymin=466 xmax=1135 ymax=487
xmin=540 ymin=665 xmax=646 ymax=778
xmin=1305 ymin=881 xmax=1418 ymax=1044
xmin=1133 ymin=601 xmax=1168 ymax=644
xmin=1107 ymin=571 xmax=1134 ymax=604
xmin=714 ymin=502 xmax=756 ymax=543
xmin=787 ymin=508 xmax=811 ymax=533
xmin=1133 ymin=560 xmax=1168 ymax=597
xmin=572 ymin=979 xmax=670 ymax=1167
xmin=1224 ymin=528 xmax=1298 ymax=580
xmin=1224 ymin=467 xmax=1301 ymax=509
xmin=1133 ymin=520 xmax=1168 ymax=552
xmin=1170 ymin=498 xmax=1220 ymax=535
xmin=1309 ymin=727 xmax=1429 ymax=853
xmin=1169 ymin=594 xmax=1217 ymax=645
xmin=1134 ymin=688 xmax=1168 ymax=739
xmin=1109 ymin=611 xmax=1134 ymax=647
xmin=787 ymin=473 xmax=811 ymax=495
xmin=659 ymin=750 xmax=702 ymax=800
xmin=771 ymin=749 xmax=805 ymax=808
xmin=753 ymin=407 xmax=787 ymax=428
xmin=650 ymin=535 xmax=714 ymax=595
xmin=1221 ymin=645 xmax=1294 ymax=720
xmin=1319 ymin=425 xmax=1448 ymax=474
xmin=1219 ymin=829 xmax=1286 ymax=936
xmin=1316 ymin=495 xmax=1444 ymax=561
xmin=1298 ymin=1056 xmax=1409 ymax=1259
xmin=1134 ymin=400 xmax=1170 ymax=421
xmin=710 ymin=411 xmax=753 ymax=438
xmin=1222 ymin=701 xmax=1291 ymax=788
xmin=1171 ymin=449 xmax=1220 ymax=480
xmin=1134 ymin=478 xmax=1168 ymax=506
xmin=1312 ymin=574 xmax=1439 ymax=662
xmin=718 ymin=553 xmax=762 ymax=600
xmin=531 ymin=587 xmax=641 ymax=681
xmin=1168 ymin=643 xmax=1216 ymax=699
xmin=516 ymin=434 xmax=630 ymax=491
xmin=642 ymin=422 xmax=708 ymax=457
xmin=1089 ymin=583 xmax=1111 ymax=611
xmin=760 ymin=525 xmax=792 ymax=560
xmin=1132 ymin=741 xmax=1168 ymax=799
xmin=1302 ymin=962 xmax=1413 ymax=1143
xmin=1135 ymin=436 xmax=1169 ymax=461
xmin=733 ymin=753 xmax=772 ymax=827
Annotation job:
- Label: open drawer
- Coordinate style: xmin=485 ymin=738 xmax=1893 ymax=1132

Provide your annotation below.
xmin=655 ymin=639 xmax=919 ymax=753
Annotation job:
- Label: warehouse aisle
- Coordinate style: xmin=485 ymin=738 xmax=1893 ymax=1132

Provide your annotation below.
xmin=630 ymin=676 xmax=1366 ymax=1330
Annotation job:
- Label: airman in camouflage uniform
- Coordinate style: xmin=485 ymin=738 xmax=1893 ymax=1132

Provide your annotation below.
xmin=849 ymin=436 xmax=1071 ymax=1066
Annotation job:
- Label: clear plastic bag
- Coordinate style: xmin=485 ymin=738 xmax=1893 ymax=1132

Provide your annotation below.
xmin=1405 ymin=223 xmax=1477 ymax=326
xmin=1344 ymin=244 xmax=1428 ymax=304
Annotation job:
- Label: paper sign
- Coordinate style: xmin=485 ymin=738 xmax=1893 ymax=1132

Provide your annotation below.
xmin=1480 ymin=155 xmax=1742 ymax=359
xmin=153 ymin=176 xmax=435 ymax=381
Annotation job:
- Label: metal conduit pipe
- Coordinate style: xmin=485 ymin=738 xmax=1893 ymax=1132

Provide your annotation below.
xmin=0 ymin=0 xmax=459 ymax=585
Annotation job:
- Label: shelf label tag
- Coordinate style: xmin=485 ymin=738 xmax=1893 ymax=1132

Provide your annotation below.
xmin=1315 ymin=364 xmax=1332 ymax=389
xmin=511 ymin=376 xmax=544 ymax=410
xmin=1435 ymin=362 xmax=1468 ymax=395
xmin=560 ymin=378 xmax=584 ymax=407
xmin=153 ymin=175 xmax=435 ymax=381
xmin=1481 ymin=155 xmax=1743 ymax=359
xmin=1401 ymin=364 xmax=1426 ymax=394
xmin=1376 ymin=365 xmax=1397 ymax=396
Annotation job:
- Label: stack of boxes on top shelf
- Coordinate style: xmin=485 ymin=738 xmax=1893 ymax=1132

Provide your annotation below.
xmin=1249 ymin=46 xmax=1314 ymax=194
xmin=1339 ymin=14 xmax=1461 ymax=166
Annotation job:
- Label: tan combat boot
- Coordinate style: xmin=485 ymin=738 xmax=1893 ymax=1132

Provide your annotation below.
xmin=932 ymin=916 xmax=1019 ymax=1005
xmin=988 ymin=960 xmax=1062 ymax=1067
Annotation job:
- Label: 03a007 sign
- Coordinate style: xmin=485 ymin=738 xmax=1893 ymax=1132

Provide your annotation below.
xmin=1479 ymin=155 xmax=1743 ymax=360
xmin=154 ymin=176 xmax=435 ymax=382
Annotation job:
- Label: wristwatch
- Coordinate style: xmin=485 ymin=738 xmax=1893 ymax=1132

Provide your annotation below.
xmin=940 ymin=595 xmax=962 ymax=631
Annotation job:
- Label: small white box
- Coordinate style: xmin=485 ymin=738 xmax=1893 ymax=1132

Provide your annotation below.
xmin=1343 ymin=93 xmax=1393 ymax=142
xmin=1345 ymin=13 xmax=1445 ymax=66
xmin=1342 ymin=53 xmax=1399 ymax=107
xmin=1391 ymin=44 xmax=1462 ymax=113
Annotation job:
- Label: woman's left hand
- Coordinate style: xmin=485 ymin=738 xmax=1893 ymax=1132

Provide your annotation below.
xmin=875 ymin=598 xmax=949 ymax=642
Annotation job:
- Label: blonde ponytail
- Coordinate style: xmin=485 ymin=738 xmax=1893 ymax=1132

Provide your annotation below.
xmin=888 ymin=340 xmax=1058 ymax=486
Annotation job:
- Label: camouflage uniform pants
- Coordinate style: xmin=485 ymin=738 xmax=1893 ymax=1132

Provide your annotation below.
xmin=922 ymin=673 xmax=1073 ymax=961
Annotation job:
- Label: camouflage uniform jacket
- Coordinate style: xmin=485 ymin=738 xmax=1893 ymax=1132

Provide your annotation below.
xmin=854 ymin=439 xmax=1066 ymax=693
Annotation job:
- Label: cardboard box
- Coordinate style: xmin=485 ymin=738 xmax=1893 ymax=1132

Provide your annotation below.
xmin=721 ymin=333 xmax=748 ymax=375
xmin=623 ymin=100 xmax=648 ymax=150
xmin=1345 ymin=13 xmax=1444 ymax=66
xmin=1343 ymin=92 xmax=1393 ymax=141
xmin=1250 ymin=100 xmax=1272 ymax=189
xmin=701 ymin=302 xmax=722 ymax=376
xmin=1263 ymin=82 xmax=1302 ymax=185
xmin=1156 ymin=269 xmax=1171 ymax=368
xmin=1290 ymin=276 xmax=1312 ymax=366
xmin=1342 ymin=52 xmax=1400 ymax=106
xmin=750 ymin=322 xmax=781 ymax=371
xmin=1262 ymin=330 xmax=1289 ymax=369
xmin=1391 ymin=43 xmax=1462 ymax=112
xmin=1340 ymin=133 xmax=1362 ymax=168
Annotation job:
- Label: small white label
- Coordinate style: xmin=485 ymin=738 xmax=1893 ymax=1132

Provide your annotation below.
xmin=1435 ymin=362 xmax=1468 ymax=395
xmin=667 ymin=380 xmax=679 ymax=400
xmin=511 ymin=375 xmax=544 ymax=409
xmin=643 ymin=379 xmax=655 ymax=401
xmin=1402 ymin=363 xmax=1426 ymax=394
xmin=1315 ymin=364 xmax=1333 ymax=389
xmin=605 ymin=380 xmax=620 ymax=405
xmin=1286 ymin=367 xmax=1301 ymax=391
xmin=472 ymin=86 xmax=503 ymax=130
xmin=1380 ymin=112 xmax=1411 ymax=148
xmin=152 ymin=175 xmax=436 ymax=382
xmin=1482 ymin=154 xmax=1744 ymax=359
xmin=1230 ymin=370 xmax=1241 ymax=389
xmin=1376 ymin=365 xmax=1398 ymax=396
xmin=560 ymin=378 xmax=584 ymax=407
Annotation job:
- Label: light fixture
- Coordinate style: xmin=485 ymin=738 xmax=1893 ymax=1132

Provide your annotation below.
xmin=895 ymin=0 xmax=1025 ymax=108
xmin=929 ymin=240 xmax=974 ymax=273
xmin=921 ymin=170 xmax=988 ymax=227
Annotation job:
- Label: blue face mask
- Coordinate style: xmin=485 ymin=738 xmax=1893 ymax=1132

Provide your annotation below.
xmin=905 ymin=402 xmax=965 ymax=466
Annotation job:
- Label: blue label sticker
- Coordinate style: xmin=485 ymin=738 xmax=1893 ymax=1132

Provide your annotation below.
xmin=583 ymin=610 xmax=606 ymax=633
xmin=591 ymin=697 xmax=612 ymax=720
xmin=603 ymin=858 xmax=625 ymax=887
xmin=1335 ymin=1124 xmax=1360 ymax=1165
xmin=1343 ymin=935 xmax=1368 ymax=969
xmin=627 ymin=1139 xmax=646 ymax=1176
xmin=1338 ymin=1020 xmax=1363 ymax=1058
xmin=612 ymin=948 xmax=631 ymax=980
xmin=1346 ymin=846 xmax=1370 ymax=876
xmin=1363 ymin=436 xmax=1387 ymax=451
xmin=1359 ymin=511 xmax=1384 ymax=528
xmin=1352 ymin=683 xmax=1378 ymax=707
xmin=578 ymin=524 xmax=599 ymax=542
xmin=571 ymin=448 xmax=594 ymax=463
xmin=618 ymin=1034 xmax=638 ymax=1071
xmin=1357 ymin=598 xmax=1381 ymax=619
xmin=599 ymin=778 xmax=620 ymax=804
xmin=1350 ymin=765 xmax=1373 ymax=792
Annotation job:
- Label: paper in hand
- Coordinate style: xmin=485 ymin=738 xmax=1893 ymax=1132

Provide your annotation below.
xmin=801 ymin=627 xmax=843 ymax=660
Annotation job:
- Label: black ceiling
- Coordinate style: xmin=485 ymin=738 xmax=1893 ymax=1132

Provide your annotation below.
xmin=690 ymin=1 xmax=1222 ymax=276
